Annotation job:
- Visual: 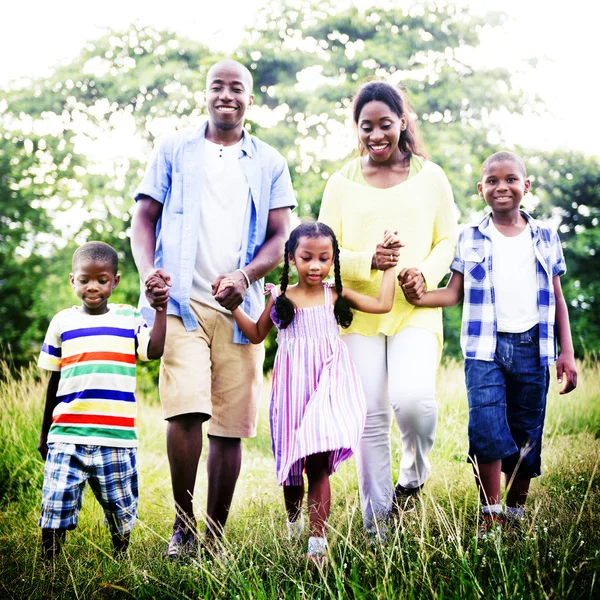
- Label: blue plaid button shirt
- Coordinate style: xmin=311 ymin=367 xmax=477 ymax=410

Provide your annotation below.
xmin=451 ymin=211 xmax=566 ymax=366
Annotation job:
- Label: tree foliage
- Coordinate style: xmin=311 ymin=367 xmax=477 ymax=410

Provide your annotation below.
xmin=0 ymin=0 xmax=598 ymax=371
xmin=525 ymin=150 xmax=600 ymax=357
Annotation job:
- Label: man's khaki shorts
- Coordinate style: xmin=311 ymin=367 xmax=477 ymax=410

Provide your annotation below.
xmin=159 ymin=299 xmax=264 ymax=438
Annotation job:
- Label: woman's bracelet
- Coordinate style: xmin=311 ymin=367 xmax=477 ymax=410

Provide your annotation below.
xmin=236 ymin=268 xmax=251 ymax=288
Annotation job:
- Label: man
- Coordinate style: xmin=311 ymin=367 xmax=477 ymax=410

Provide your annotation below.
xmin=131 ymin=59 xmax=295 ymax=558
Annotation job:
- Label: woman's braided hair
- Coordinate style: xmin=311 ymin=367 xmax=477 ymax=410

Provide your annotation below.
xmin=272 ymin=221 xmax=353 ymax=329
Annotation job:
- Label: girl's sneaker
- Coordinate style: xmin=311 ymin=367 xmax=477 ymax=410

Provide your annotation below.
xmin=307 ymin=536 xmax=327 ymax=565
xmin=287 ymin=513 xmax=305 ymax=541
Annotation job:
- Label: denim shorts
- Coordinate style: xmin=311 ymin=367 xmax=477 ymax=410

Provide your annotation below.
xmin=39 ymin=443 xmax=138 ymax=533
xmin=464 ymin=324 xmax=549 ymax=478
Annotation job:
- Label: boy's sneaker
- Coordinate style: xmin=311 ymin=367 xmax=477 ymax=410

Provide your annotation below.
xmin=392 ymin=483 xmax=423 ymax=515
xmin=477 ymin=512 xmax=506 ymax=540
xmin=504 ymin=510 xmax=525 ymax=535
xmin=164 ymin=516 xmax=197 ymax=560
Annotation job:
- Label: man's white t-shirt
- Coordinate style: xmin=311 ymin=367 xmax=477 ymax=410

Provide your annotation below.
xmin=191 ymin=138 xmax=249 ymax=312
xmin=488 ymin=219 xmax=539 ymax=333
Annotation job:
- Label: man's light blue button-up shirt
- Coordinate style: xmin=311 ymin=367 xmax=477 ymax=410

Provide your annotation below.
xmin=134 ymin=121 xmax=296 ymax=343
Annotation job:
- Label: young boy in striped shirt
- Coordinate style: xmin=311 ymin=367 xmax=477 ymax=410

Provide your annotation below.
xmin=38 ymin=241 xmax=167 ymax=559
xmin=400 ymin=151 xmax=577 ymax=536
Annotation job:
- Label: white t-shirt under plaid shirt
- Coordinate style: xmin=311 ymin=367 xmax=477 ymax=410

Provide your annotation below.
xmin=38 ymin=304 xmax=151 ymax=447
xmin=451 ymin=211 xmax=566 ymax=366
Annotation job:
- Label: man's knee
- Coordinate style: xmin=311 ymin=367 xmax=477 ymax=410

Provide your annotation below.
xmin=208 ymin=434 xmax=241 ymax=449
xmin=168 ymin=412 xmax=210 ymax=433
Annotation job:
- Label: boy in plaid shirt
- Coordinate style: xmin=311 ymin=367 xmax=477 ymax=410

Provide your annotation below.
xmin=38 ymin=242 xmax=167 ymax=560
xmin=400 ymin=151 xmax=577 ymax=535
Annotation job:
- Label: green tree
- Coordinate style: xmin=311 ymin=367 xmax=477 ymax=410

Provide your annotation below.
xmin=1 ymin=2 xmax=598 ymax=371
xmin=0 ymin=27 xmax=220 ymax=368
xmin=524 ymin=149 xmax=600 ymax=357
xmin=0 ymin=130 xmax=73 ymax=367
xmin=237 ymin=0 xmax=528 ymax=218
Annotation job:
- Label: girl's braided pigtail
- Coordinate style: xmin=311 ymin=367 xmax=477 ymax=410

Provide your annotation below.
xmin=272 ymin=241 xmax=296 ymax=329
xmin=332 ymin=238 xmax=353 ymax=328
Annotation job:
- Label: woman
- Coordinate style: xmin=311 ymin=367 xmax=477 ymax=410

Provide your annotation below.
xmin=319 ymin=80 xmax=458 ymax=535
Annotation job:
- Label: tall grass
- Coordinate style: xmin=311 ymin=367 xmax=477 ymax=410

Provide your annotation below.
xmin=1 ymin=361 xmax=598 ymax=599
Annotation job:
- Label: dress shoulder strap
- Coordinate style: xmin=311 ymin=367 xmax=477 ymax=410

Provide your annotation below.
xmin=323 ymin=282 xmax=334 ymax=307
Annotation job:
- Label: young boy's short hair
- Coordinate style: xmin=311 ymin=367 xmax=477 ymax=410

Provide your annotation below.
xmin=480 ymin=151 xmax=527 ymax=179
xmin=72 ymin=241 xmax=119 ymax=273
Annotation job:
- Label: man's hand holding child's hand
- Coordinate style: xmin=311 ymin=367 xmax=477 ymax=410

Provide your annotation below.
xmin=145 ymin=269 xmax=171 ymax=312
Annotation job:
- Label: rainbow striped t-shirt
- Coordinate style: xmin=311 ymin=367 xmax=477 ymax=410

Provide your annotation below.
xmin=38 ymin=304 xmax=151 ymax=448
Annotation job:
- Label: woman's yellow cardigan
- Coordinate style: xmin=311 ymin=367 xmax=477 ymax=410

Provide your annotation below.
xmin=318 ymin=156 xmax=458 ymax=347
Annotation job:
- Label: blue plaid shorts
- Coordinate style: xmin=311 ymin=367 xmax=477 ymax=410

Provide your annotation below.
xmin=39 ymin=443 xmax=138 ymax=533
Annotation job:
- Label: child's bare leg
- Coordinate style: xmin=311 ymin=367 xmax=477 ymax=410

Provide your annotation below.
xmin=41 ymin=528 xmax=66 ymax=560
xmin=283 ymin=484 xmax=304 ymax=522
xmin=111 ymin=532 xmax=131 ymax=558
xmin=505 ymin=474 xmax=531 ymax=508
xmin=473 ymin=460 xmax=502 ymax=506
xmin=305 ymin=453 xmax=331 ymax=538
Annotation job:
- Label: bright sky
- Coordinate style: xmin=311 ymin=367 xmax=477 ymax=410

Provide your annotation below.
xmin=1 ymin=0 xmax=598 ymax=157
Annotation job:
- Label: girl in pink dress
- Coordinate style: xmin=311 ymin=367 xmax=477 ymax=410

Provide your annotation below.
xmin=220 ymin=222 xmax=399 ymax=562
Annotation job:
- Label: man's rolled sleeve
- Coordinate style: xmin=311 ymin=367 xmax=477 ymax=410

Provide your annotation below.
xmin=269 ymin=158 xmax=296 ymax=210
xmin=133 ymin=136 xmax=173 ymax=204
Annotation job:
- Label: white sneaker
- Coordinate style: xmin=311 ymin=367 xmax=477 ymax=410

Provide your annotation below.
xmin=307 ymin=536 xmax=327 ymax=564
xmin=286 ymin=513 xmax=305 ymax=540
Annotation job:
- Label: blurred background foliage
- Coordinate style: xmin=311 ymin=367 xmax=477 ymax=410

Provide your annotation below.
xmin=1 ymin=0 xmax=598 ymax=378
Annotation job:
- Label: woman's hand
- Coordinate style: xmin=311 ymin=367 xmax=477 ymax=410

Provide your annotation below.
xmin=372 ymin=230 xmax=404 ymax=270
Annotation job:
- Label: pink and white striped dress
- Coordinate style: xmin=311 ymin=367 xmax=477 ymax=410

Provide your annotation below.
xmin=269 ymin=283 xmax=367 ymax=486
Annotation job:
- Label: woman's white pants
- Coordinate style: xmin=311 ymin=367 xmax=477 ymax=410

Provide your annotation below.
xmin=343 ymin=328 xmax=439 ymax=531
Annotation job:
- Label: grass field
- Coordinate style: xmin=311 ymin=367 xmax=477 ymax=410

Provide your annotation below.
xmin=1 ymin=360 xmax=599 ymax=599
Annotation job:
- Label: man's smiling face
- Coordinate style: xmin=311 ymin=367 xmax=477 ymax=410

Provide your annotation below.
xmin=205 ymin=61 xmax=254 ymax=132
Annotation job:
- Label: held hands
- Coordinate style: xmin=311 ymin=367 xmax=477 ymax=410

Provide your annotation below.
xmin=556 ymin=352 xmax=578 ymax=395
xmin=145 ymin=268 xmax=171 ymax=312
xmin=372 ymin=230 xmax=404 ymax=271
xmin=212 ymin=270 xmax=249 ymax=311
xmin=215 ymin=277 xmax=235 ymax=296
xmin=398 ymin=267 xmax=426 ymax=304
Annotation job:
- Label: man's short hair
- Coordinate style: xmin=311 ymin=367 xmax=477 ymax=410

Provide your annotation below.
xmin=206 ymin=59 xmax=253 ymax=92
xmin=481 ymin=151 xmax=527 ymax=179
xmin=72 ymin=241 xmax=118 ymax=274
